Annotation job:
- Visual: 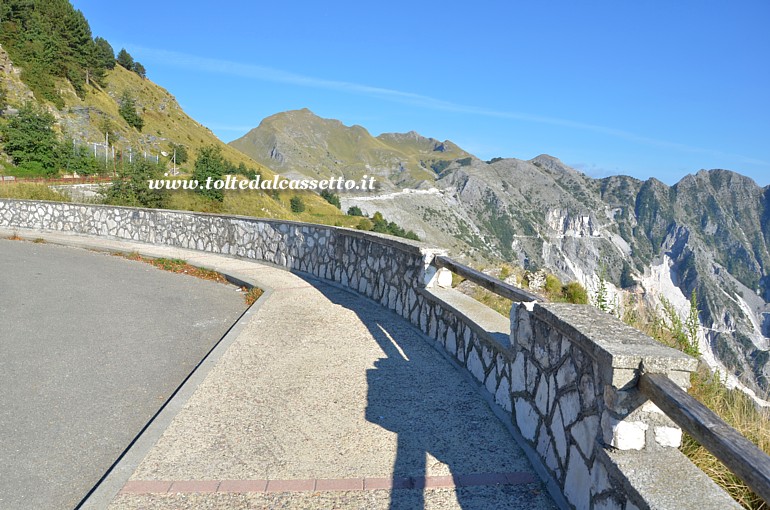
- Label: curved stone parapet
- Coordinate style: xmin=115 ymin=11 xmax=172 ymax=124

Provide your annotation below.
xmin=0 ymin=200 xmax=447 ymax=317
xmin=0 ymin=199 xmax=744 ymax=510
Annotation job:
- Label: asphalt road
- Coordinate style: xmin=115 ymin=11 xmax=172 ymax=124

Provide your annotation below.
xmin=0 ymin=239 xmax=246 ymax=510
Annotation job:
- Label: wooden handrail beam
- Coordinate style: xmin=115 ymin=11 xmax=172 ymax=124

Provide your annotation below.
xmin=433 ymin=255 xmax=540 ymax=303
xmin=639 ymin=372 xmax=770 ymax=504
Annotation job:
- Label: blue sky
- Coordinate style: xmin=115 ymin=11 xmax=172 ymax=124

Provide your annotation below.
xmin=72 ymin=1 xmax=770 ymax=185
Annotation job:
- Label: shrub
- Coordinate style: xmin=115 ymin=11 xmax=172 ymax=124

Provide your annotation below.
xmin=320 ymin=190 xmax=341 ymax=209
xmin=290 ymin=196 xmax=305 ymax=213
xmin=356 ymin=218 xmax=373 ymax=231
xmin=545 ymin=273 xmax=562 ymax=296
xmin=562 ymin=281 xmax=588 ymax=304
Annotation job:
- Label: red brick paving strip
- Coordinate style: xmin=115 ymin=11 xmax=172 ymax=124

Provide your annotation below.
xmin=217 ymin=480 xmax=268 ymax=492
xmin=121 ymin=472 xmax=538 ymax=495
xmin=169 ymin=480 xmax=220 ymax=493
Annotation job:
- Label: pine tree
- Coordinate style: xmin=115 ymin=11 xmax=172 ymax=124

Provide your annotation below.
xmin=192 ymin=145 xmax=226 ymax=202
xmin=118 ymin=91 xmax=143 ymax=131
xmin=94 ymin=37 xmax=115 ymax=69
xmin=116 ymin=48 xmax=134 ymax=70
xmin=132 ymin=61 xmax=146 ymax=79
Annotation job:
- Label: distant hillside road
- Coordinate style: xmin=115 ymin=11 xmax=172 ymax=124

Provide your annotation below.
xmin=0 ymin=240 xmax=245 ymax=510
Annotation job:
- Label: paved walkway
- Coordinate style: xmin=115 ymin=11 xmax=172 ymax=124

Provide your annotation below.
xmin=3 ymin=229 xmax=555 ymax=510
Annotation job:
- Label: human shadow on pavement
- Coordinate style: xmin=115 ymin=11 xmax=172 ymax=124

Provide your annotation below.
xmin=296 ymin=276 xmax=546 ymax=510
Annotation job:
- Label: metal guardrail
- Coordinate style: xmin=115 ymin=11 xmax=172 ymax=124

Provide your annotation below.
xmin=640 ymin=372 xmax=770 ymax=503
xmin=432 ymin=255 xmax=540 ymax=303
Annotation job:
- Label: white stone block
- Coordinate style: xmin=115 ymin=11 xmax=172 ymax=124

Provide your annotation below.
xmin=511 ymin=353 xmax=525 ymax=392
xmin=535 ymin=374 xmax=549 ymax=415
xmin=467 ymin=348 xmax=484 ymax=383
xmin=641 ymin=401 xmax=663 ymax=414
xmin=571 ymin=415 xmax=599 ymax=459
xmin=495 ymin=376 xmax=512 ymax=412
xmin=515 ymin=399 xmax=539 ymax=442
xmin=564 ymin=446 xmax=591 ymax=510
xmin=654 ymin=426 xmax=682 ymax=448
xmin=559 ymin=390 xmax=581 ymax=426
xmin=604 ymin=416 xmax=648 ymax=451
xmin=436 ymin=267 xmax=453 ymax=288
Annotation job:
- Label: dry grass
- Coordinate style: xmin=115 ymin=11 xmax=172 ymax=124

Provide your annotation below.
xmin=621 ymin=295 xmax=769 ymax=509
xmin=681 ymin=365 xmax=770 ymax=509
xmin=117 ymin=252 xmax=226 ymax=283
xmin=115 ymin=251 xmax=265 ymax=307
xmin=0 ymin=183 xmax=70 ymax=202
xmin=242 ymin=286 xmax=264 ymax=306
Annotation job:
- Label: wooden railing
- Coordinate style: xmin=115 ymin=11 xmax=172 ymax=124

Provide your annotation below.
xmin=432 ymin=255 xmax=540 ymax=302
xmin=640 ymin=372 xmax=770 ymax=503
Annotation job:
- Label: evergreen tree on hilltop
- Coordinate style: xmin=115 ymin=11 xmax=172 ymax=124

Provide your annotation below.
xmin=116 ymin=48 xmax=135 ymax=70
xmin=0 ymin=0 xmax=116 ymax=104
xmin=132 ymin=61 xmax=146 ymax=79
xmin=94 ymin=37 xmax=115 ymax=69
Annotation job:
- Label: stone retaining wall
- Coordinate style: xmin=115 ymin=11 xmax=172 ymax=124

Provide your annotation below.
xmin=0 ymin=200 xmax=738 ymax=510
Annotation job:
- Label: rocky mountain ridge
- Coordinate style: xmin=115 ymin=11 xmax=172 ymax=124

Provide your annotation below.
xmin=230 ymin=112 xmax=770 ymax=399
xmin=229 ymin=108 xmax=469 ymax=189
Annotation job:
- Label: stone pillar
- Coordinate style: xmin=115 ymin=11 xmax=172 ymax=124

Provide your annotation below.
xmin=509 ymin=301 xmax=698 ymax=509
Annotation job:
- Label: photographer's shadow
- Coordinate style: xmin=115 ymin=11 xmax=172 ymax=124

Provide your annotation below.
xmin=301 ymin=277 xmax=518 ymax=510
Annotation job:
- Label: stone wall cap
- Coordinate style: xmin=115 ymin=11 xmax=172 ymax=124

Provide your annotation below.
xmin=534 ymin=302 xmax=697 ymax=373
xmin=601 ymin=448 xmax=742 ymax=509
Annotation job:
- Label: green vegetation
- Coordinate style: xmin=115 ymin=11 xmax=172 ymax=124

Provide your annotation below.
xmin=118 ymin=91 xmax=144 ymax=131
xmin=101 ymin=159 xmax=168 ymax=209
xmin=457 ymin=157 xmax=472 ymax=166
xmin=658 ymin=291 xmax=701 ymax=357
xmin=370 ymin=211 xmax=419 ymax=241
xmin=168 ymin=143 xmax=189 ymax=165
xmin=115 ymin=48 xmax=145 ymax=79
xmin=562 ymin=281 xmax=589 ymax=304
xmin=290 ymin=196 xmax=305 ymax=213
xmin=116 ymin=48 xmax=134 ymax=70
xmin=429 ymin=159 xmax=452 ymax=174
xmin=618 ymin=293 xmax=767 ymax=509
xmin=0 ymin=0 xmax=115 ymax=106
xmin=191 ymin=145 xmax=226 ymax=202
xmin=0 ymin=182 xmax=69 ymax=201
xmin=347 ymin=205 xmax=364 ymax=216
xmin=592 ymin=270 xmax=618 ymax=315
xmin=319 ymin=190 xmax=341 ymax=209
xmin=0 ymin=102 xmax=59 ymax=175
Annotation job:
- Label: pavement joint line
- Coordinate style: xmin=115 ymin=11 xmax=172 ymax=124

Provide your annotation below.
xmin=119 ymin=472 xmax=539 ymax=495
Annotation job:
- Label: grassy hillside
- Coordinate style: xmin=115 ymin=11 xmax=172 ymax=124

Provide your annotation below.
xmin=0 ymin=49 xmax=343 ymax=219
xmin=229 ymin=108 xmax=470 ymax=188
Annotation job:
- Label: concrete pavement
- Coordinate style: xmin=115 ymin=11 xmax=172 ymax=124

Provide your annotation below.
xmin=2 ymin=229 xmax=555 ymax=510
